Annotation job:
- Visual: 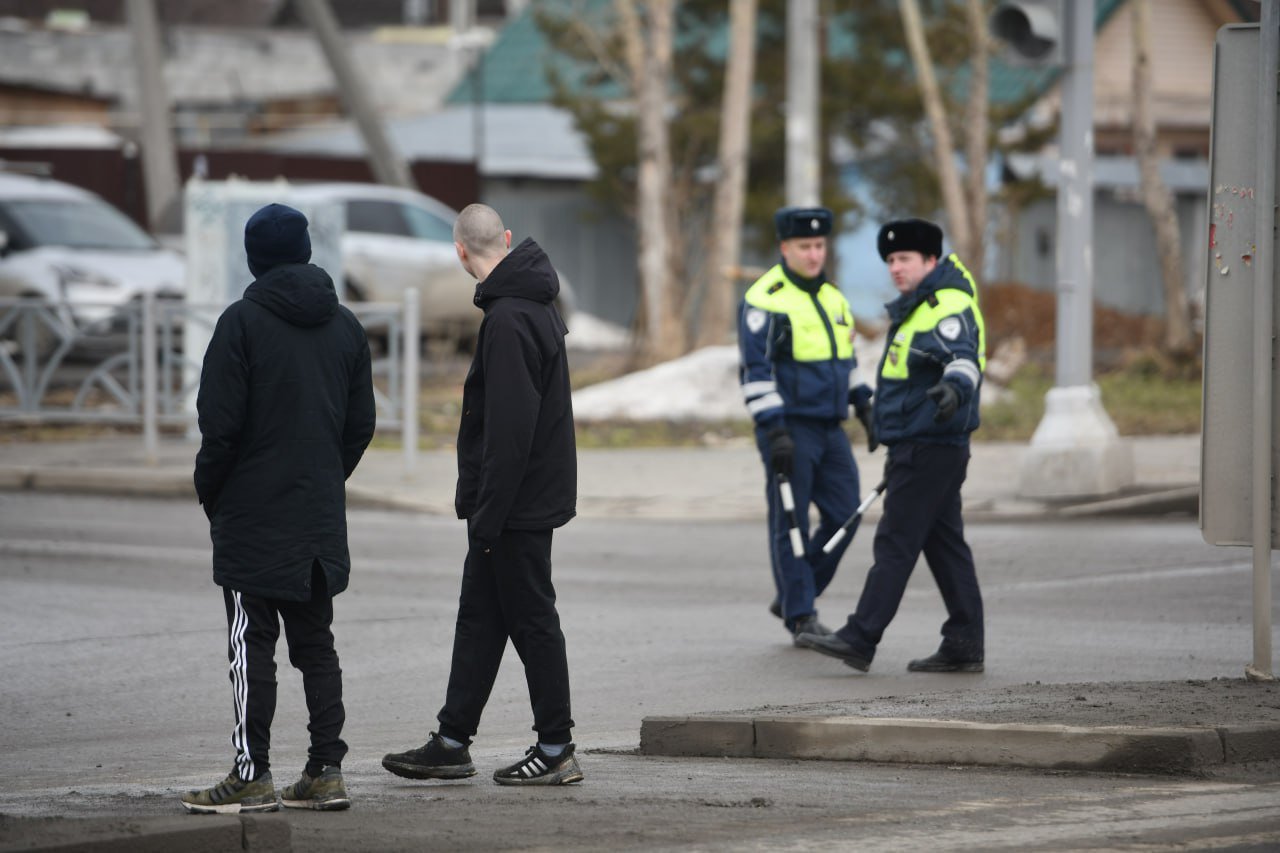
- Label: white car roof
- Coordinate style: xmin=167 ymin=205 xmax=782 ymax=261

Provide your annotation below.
xmin=286 ymin=182 xmax=460 ymax=219
xmin=0 ymin=171 xmax=96 ymax=202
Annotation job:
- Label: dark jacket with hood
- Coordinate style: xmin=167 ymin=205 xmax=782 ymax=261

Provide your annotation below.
xmin=194 ymin=263 xmax=376 ymax=601
xmin=455 ymin=237 xmax=577 ymax=543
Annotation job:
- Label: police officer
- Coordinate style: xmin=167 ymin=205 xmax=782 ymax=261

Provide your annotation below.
xmin=738 ymin=206 xmax=876 ymax=644
xmin=797 ymin=218 xmax=986 ymax=673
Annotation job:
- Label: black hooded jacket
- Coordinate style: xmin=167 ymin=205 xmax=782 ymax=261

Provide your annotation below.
xmin=455 ymin=237 xmax=577 ymax=542
xmin=194 ymin=263 xmax=376 ymax=601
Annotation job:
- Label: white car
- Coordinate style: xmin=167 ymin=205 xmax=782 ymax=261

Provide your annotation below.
xmin=0 ymin=171 xmax=184 ymax=353
xmin=287 ymin=183 xmax=573 ymax=348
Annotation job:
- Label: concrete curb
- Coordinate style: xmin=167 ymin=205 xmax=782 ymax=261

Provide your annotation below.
xmin=0 ymin=465 xmax=1203 ymax=522
xmin=639 ymin=715 xmax=1280 ymax=774
xmin=1 ymin=814 xmax=291 ymax=853
xmin=1057 ymin=486 xmax=1199 ymax=518
xmin=0 ymin=467 xmax=450 ymax=514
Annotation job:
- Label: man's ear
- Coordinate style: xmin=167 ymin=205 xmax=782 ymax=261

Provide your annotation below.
xmin=504 ymin=229 xmax=512 ymax=250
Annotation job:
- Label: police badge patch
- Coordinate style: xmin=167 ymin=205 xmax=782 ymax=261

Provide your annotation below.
xmin=746 ymin=307 xmax=767 ymax=333
xmin=938 ymin=317 xmax=962 ymax=340
xmin=888 ymin=348 xmax=899 ymax=366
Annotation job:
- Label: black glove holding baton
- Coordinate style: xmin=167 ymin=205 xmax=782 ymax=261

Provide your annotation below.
xmin=767 ymin=427 xmax=806 ymax=558
xmin=849 ymin=383 xmax=878 ymax=453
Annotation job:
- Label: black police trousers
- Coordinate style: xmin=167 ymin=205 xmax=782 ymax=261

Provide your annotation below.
xmin=836 ymin=441 xmax=984 ymax=662
xmin=221 ymin=561 xmax=347 ymax=781
xmin=437 ymin=525 xmax=574 ymax=746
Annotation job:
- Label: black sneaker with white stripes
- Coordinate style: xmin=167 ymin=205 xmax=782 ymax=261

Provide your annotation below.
xmin=492 ymin=743 xmax=584 ymax=786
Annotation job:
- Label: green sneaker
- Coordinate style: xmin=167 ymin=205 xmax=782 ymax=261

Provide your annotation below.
xmin=181 ymin=770 xmax=278 ymax=814
xmin=279 ymin=766 xmax=351 ymax=811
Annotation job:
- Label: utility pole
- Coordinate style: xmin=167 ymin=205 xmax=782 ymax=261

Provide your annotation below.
xmin=295 ymin=0 xmax=416 ymax=189
xmin=125 ymin=0 xmax=180 ymax=230
xmin=994 ymin=0 xmax=1133 ymax=499
xmin=785 ymin=0 xmax=820 ymax=206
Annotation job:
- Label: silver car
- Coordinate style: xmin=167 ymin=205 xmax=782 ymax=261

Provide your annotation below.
xmin=0 ymin=171 xmax=184 ymax=354
xmin=287 ymin=183 xmax=573 ymax=349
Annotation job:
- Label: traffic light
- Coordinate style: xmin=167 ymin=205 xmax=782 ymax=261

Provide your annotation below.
xmin=990 ymin=0 xmax=1065 ymax=67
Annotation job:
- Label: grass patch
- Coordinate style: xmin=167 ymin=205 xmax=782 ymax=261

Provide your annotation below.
xmin=978 ymin=364 xmax=1202 ymax=441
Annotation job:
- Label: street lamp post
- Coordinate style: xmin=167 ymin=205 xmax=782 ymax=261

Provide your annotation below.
xmin=994 ymin=0 xmax=1133 ymax=499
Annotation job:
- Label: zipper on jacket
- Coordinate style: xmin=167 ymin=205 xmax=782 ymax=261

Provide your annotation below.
xmin=809 ymin=291 xmax=843 ymax=416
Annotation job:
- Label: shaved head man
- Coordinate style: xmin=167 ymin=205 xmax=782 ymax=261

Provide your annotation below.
xmin=453 ymin=204 xmax=511 ymax=280
xmin=383 ymin=204 xmax=583 ymax=787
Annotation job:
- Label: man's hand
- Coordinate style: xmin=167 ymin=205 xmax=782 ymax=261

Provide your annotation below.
xmin=853 ymin=402 xmax=878 ymax=452
xmin=766 ymin=427 xmax=795 ymax=477
xmin=926 ymin=381 xmax=960 ymax=423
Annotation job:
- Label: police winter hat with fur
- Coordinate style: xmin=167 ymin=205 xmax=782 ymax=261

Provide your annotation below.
xmin=775 ymin=206 xmax=833 ymax=240
xmin=877 ymin=218 xmax=943 ymax=261
xmin=245 ymin=203 xmax=312 ymax=277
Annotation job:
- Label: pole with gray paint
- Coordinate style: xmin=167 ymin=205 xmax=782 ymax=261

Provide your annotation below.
xmin=295 ymin=0 xmax=417 ymax=190
xmin=402 ymin=288 xmax=419 ymax=478
xmin=1248 ymin=1 xmax=1276 ymax=682
xmin=1056 ymin=0 xmax=1094 ymax=388
xmin=785 ymin=0 xmax=820 ymax=206
xmin=125 ymin=0 xmax=180 ymax=230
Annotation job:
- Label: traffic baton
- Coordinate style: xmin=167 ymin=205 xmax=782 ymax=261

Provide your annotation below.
xmin=776 ymin=473 xmax=807 ymax=558
xmin=822 ymin=479 xmax=887 ymax=554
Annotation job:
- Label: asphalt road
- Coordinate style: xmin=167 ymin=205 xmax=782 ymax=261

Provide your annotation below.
xmin=1 ymin=492 xmax=1277 ymax=851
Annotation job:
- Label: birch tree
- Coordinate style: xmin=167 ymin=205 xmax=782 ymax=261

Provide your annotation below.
xmin=897 ymin=0 xmax=971 ymax=261
xmin=617 ymin=0 xmax=683 ymax=361
xmin=695 ymin=0 xmax=757 ymax=347
xmin=1131 ymin=0 xmax=1193 ymax=355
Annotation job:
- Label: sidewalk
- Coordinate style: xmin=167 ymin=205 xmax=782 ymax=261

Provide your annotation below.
xmin=0 ymin=433 xmax=1201 ymax=521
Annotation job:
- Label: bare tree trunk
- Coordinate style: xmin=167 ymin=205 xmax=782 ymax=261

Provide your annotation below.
xmin=695 ymin=0 xmax=757 ymax=348
xmin=619 ymin=0 xmax=682 ymax=363
xmin=1131 ymin=0 xmax=1192 ymax=355
xmin=961 ymin=0 xmax=988 ymax=269
xmin=897 ymin=0 xmax=971 ymax=260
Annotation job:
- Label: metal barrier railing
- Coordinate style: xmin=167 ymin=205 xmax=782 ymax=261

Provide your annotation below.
xmin=0 ymin=292 xmax=419 ymax=465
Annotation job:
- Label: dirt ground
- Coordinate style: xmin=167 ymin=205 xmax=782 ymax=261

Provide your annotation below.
xmin=732 ymin=678 xmax=1280 ymax=728
xmin=981 ymin=281 xmax=1189 ymax=370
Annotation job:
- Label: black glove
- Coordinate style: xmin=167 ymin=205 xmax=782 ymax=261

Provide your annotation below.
xmin=848 ymin=383 xmax=877 ymax=452
xmin=854 ymin=402 xmax=878 ymax=453
xmin=926 ymin=381 xmax=960 ymax=423
xmin=766 ymin=427 xmax=795 ymax=477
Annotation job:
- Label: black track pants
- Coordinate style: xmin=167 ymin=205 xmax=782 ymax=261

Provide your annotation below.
xmin=437 ymin=526 xmax=574 ymax=746
xmin=222 ymin=561 xmax=347 ymax=780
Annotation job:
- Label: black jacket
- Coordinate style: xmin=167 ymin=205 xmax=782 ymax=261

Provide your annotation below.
xmin=455 ymin=237 xmax=577 ymax=542
xmin=194 ymin=263 xmax=376 ymax=601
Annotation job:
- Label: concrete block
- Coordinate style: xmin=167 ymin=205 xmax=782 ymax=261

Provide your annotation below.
xmin=5 ymin=816 xmax=251 ymax=853
xmin=32 ymin=468 xmax=194 ymax=498
xmin=241 ymin=814 xmax=293 ymax=851
xmin=1219 ymin=723 xmax=1280 ymax=763
xmin=0 ymin=466 xmax=33 ymax=490
xmin=751 ymin=717 xmax=1224 ymax=773
xmin=639 ymin=716 xmax=754 ymax=757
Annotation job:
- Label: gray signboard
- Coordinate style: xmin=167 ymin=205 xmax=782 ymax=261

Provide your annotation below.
xmin=1200 ymin=24 xmax=1279 ymax=547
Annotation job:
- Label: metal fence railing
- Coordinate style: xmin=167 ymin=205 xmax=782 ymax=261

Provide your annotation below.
xmin=0 ymin=292 xmax=419 ymax=466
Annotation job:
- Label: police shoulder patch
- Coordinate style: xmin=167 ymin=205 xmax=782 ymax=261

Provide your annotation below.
xmin=767 ymin=281 xmax=785 ymax=294
xmin=745 ymin=307 xmax=768 ymax=333
xmin=937 ymin=316 xmax=963 ymax=341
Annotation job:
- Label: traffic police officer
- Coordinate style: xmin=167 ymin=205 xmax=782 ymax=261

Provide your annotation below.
xmin=797 ymin=217 xmax=987 ymax=672
xmin=738 ymin=206 xmax=875 ymax=644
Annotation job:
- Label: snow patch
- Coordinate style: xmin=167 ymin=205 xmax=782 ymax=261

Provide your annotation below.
xmin=566 ymin=312 xmax=630 ymax=351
